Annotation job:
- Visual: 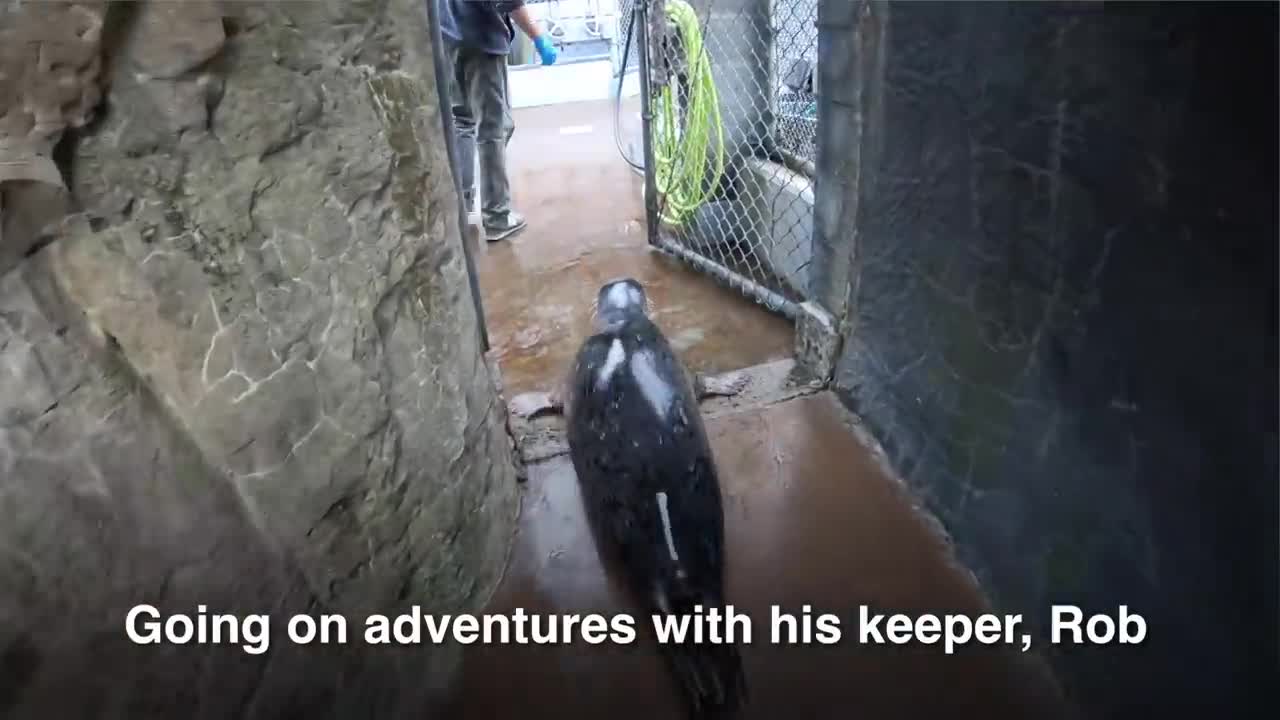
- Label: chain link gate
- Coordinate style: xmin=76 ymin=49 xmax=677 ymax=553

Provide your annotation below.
xmin=628 ymin=0 xmax=818 ymax=320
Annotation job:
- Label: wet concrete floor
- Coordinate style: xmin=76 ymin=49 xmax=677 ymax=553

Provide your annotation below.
xmin=446 ymin=393 xmax=1068 ymax=719
xmin=470 ymin=98 xmax=794 ymax=396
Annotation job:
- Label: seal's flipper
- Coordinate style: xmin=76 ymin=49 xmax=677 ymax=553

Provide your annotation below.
xmin=508 ymin=391 xmax=562 ymax=418
xmin=696 ymin=371 xmax=749 ymax=400
xmin=654 ymin=571 xmax=749 ymax=719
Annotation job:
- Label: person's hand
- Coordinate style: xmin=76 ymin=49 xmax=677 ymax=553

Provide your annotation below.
xmin=533 ymin=35 xmax=558 ymax=66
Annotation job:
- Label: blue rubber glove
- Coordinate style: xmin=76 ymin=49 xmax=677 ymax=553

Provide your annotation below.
xmin=533 ymin=35 xmax=558 ymax=66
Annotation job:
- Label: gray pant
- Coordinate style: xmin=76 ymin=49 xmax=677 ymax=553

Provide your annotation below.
xmin=445 ymin=40 xmax=515 ymax=226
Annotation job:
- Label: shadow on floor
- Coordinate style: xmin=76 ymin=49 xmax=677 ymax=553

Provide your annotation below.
xmin=445 ymin=393 xmax=1069 ymax=719
xmin=471 ymin=99 xmax=794 ymax=396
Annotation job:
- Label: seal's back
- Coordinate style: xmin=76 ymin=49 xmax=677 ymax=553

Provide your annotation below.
xmin=564 ymin=279 xmax=747 ymax=719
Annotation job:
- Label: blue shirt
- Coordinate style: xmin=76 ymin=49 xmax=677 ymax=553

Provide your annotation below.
xmin=438 ymin=0 xmax=526 ymax=56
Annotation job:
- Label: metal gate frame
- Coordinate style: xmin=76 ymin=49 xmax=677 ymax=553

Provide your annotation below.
xmin=428 ymin=0 xmax=489 ymax=351
xmin=631 ymin=0 xmax=818 ymax=322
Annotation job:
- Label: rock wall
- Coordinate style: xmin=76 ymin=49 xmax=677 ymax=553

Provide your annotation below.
xmin=0 ymin=1 xmax=519 ymax=716
xmin=814 ymin=1 xmax=1277 ymax=717
xmin=0 ymin=0 xmax=104 ymax=272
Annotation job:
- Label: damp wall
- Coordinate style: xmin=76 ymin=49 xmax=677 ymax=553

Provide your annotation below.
xmin=813 ymin=1 xmax=1278 ymax=716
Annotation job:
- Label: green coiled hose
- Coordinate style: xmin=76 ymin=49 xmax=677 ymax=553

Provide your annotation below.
xmin=653 ymin=0 xmax=725 ymax=227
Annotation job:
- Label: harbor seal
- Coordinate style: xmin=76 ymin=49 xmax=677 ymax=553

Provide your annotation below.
xmin=506 ymin=312 xmax=747 ymax=421
xmin=536 ymin=278 xmax=749 ymax=719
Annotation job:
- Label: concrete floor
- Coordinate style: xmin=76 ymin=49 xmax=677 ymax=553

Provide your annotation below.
xmin=446 ymin=392 xmax=1067 ymax=719
xmin=470 ymin=98 xmax=794 ymax=396
xmin=508 ymin=59 xmax=640 ymax=110
xmin=458 ymin=95 xmax=1065 ymax=719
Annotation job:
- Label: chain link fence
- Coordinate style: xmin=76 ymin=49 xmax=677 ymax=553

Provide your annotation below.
xmin=616 ymin=0 xmax=641 ymax=72
xmin=773 ymin=0 xmax=818 ymax=163
xmin=637 ymin=0 xmax=818 ymax=318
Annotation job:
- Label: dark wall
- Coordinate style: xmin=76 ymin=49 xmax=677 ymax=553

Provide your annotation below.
xmin=814 ymin=1 xmax=1277 ymax=716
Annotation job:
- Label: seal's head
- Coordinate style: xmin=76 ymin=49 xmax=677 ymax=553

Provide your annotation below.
xmin=593 ymin=278 xmax=649 ymax=331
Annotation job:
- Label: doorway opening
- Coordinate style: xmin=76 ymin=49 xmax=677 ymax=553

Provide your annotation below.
xmin=459 ymin=0 xmax=818 ymax=398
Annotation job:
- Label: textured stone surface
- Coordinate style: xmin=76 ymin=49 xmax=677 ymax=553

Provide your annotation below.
xmin=815 ymin=1 xmax=1276 ymax=717
xmin=0 ymin=0 xmax=106 ymax=272
xmin=793 ymin=300 xmax=837 ymax=382
xmin=0 ymin=0 xmax=105 ymax=182
xmin=1 ymin=0 xmax=518 ymax=715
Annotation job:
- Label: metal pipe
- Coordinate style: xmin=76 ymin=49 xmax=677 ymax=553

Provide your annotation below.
xmin=425 ymin=0 xmax=490 ymax=352
xmin=653 ymin=238 xmax=799 ymax=319
xmin=635 ymin=0 xmax=661 ymax=247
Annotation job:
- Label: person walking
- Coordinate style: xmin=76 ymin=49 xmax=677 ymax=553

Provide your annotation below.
xmin=439 ymin=0 xmax=558 ymax=242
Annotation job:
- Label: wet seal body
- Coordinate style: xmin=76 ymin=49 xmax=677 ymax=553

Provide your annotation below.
xmin=563 ymin=278 xmax=748 ymax=719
